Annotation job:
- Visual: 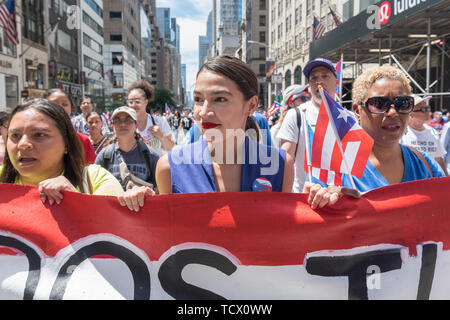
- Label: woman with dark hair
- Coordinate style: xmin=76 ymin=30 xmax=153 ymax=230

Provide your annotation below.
xmin=96 ymin=106 xmax=160 ymax=196
xmin=86 ymin=111 xmax=113 ymax=155
xmin=44 ymin=88 xmax=96 ymax=164
xmin=0 ymin=111 xmax=10 ymax=163
xmin=117 ymin=55 xmax=294 ymax=211
xmin=0 ymin=99 xmax=124 ymax=204
xmin=127 ymin=80 xmax=174 ymax=155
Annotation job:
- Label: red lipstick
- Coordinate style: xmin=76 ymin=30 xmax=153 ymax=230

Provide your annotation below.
xmin=202 ymin=122 xmax=219 ymax=129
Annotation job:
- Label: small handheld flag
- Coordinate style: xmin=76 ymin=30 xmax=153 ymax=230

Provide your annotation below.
xmin=306 ymin=87 xmax=374 ymax=188
xmin=268 ymin=102 xmax=282 ymax=115
xmin=165 ymin=103 xmax=171 ymax=115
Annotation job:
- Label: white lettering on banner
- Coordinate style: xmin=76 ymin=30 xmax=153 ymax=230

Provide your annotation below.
xmin=0 ymin=232 xmax=447 ymax=300
xmin=368 ymin=0 xmax=428 ymax=30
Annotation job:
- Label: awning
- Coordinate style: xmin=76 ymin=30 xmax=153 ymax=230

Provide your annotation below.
xmin=309 ymin=0 xmax=450 ymax=64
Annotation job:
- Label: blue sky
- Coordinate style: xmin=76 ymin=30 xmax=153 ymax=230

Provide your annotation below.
xmin=155 ymin=0 xmax=212 ymax=96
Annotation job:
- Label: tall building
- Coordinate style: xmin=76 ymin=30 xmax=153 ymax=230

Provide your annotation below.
xmin=20 ymin=0 xmax=49 ymax=102
xmin=103 ymin=0 xmax=142 ymax=105
xmin=237 ymin=0 xmax=269 ymax=107
xmin=140 ymin=0 xmax=163 ymax=88
xmin=198 ymin=35 xmax=209 ymax=70
xmin=48 ymin=0 xmax=83 ymax=108
xmin=140 ymin=5 xmax=152 ymax=83
xmin=156 ymin=7 xmax=172 ymax=44
xmin=80 ymin=0 xmax=105 ymax=107
xmin=210 ymin=0 xmax=241 ymax=56
xmin=0 ymin=0 xmax=20 ymax=110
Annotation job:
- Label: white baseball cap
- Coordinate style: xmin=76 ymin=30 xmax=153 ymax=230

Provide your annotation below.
xmin=112 ymin=106 xmax=137 ymax=121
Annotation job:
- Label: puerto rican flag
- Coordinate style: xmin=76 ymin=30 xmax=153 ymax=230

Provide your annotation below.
xmin=165 ymin=103 xmax=171 ymax=115
xmin=268 ymin=102 xmax=282 ymax=115
xmin=307 ymin=88 xmax=373 ymax=185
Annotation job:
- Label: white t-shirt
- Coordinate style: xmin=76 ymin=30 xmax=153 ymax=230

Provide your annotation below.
xmin=277 ymin=101 xmax=319 ymax=193
xmin=137 ymin=114 xmax=173 ymax=156
xmin=270 ymin=123 xmax=281 ymax=148
xmin=401 ymin=124 xmax=446 ymax=159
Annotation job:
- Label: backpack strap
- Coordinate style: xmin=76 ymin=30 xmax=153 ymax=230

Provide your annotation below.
xmin=294 ymin=107 xmax=302 ymax=161
xmin=408 ymin=146 xmax=433 ymax=177
xmin=101 ymin=143 xmax=115 ymax=170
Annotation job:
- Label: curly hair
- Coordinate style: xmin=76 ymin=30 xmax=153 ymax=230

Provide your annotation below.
xmin=352 ymin=66 xmax=412 ymax=105
xmin=128 ymin=80 xmax=155 ymax=102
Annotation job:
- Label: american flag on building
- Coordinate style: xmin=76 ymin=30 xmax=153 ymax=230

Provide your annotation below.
xmin=329 ymin=7 xmax=342 ymax=27
xmin=312 ymin=16 xmax=326 ymax=41
xmin=0 ymin=0 xmax=19 ymax=46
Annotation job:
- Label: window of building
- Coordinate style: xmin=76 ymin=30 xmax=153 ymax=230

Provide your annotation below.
xmin=259 ymin=0 xmax=266 ymax=10
xmin=113 ymin=74 xmax=123 ymax=88
xmin=112 ymin=52 xmax=124 ymax=65
xmin=285 ymin=70 xmax=291 ymax=87
xmin=58 ymin=29 xmax=72 ymax=51
xmin=83 ymin=10 xmax=103 ymax=37
xmin=259 ymin=15 xmax=266 ymax=27
xmin=83 ymin=33 xmax=102 ymax=54
xmin=85 ymin=0 xmax=103 ymax=18
xmin=22 ymin=0 xmax=45 ymax=45
xmin=110 ymin=33 xmax=123 ymax=42
xmin=260 ymin=31 xmax=266 ymax=43
xmin=109 ymin=11 xmax=122 ymax=20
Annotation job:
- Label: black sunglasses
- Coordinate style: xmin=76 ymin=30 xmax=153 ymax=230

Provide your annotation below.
xmin=412 ymin=106 xmax=431 ymax=113
xmin=362 ymin=96 xmax=414 ymax=114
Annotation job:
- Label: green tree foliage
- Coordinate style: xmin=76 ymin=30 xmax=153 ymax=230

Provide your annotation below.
xmin=148 ymin=88 xmax=177 ymax=113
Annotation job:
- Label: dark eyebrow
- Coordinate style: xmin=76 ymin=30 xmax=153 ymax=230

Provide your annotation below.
xmin=9 ymin=127 xmax=52 ymax=133
xmin=193 ymin=90 xmax=233 ymax=96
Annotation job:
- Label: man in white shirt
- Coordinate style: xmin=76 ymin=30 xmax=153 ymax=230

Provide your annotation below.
xmin=401 ymin=95 xmax=448 ymax=175
xmin=441 ymin=122 xmax=450 ymax=173
xmin=278 ymin=58 xmax=340 ymax=193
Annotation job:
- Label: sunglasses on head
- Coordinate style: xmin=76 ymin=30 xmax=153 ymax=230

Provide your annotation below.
xmin=413 ymin=106 xmax=431 ymax=113
xmin=362 ymin=96 xmax=414 ymax=114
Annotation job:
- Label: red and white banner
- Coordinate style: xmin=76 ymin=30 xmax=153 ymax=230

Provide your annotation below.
xmin=0 ymin=177 xmax=449 ymax=300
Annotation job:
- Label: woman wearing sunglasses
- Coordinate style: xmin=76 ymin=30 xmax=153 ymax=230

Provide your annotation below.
xmin=345 ymin=66 xmax=445 ymax=192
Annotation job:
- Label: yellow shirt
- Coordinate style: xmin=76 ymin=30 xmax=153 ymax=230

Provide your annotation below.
xmin=8 ymin=164 xmax=124 ymax=196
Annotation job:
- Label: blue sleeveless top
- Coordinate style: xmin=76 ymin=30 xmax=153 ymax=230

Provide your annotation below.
xmin=168 ymin=137 xmax=286 ymax=193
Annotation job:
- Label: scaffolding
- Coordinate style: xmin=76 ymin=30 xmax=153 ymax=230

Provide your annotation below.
xmin=309 ymin=0 xmax=450 ymax=111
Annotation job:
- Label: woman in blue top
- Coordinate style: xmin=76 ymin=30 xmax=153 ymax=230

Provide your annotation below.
xmin=306 ymin=65 xmax=445 ymax=205
xmin=159 ymin=55 xmax=294 ymax=194
xmin=118 ymin=55 xmax=294 ymax=210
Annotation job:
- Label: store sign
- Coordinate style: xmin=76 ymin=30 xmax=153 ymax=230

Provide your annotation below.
xmin=367 ymin=0 xmax=430 ymax=30
xmin=56 ymin=81 xmax=83 ymax=97
xmin=0 ymin=60 xmax=12 ymax=69
xmin=271 ymin=74 xmax=283 ymax=84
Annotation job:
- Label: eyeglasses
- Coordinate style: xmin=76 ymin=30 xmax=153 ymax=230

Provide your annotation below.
xmin=295 ymin=96 xmax=310 ymax=103
xmin=127 ymin=100 xmax=143 ymax=106
xmin=362 ymin=96 xmax=414 ymax=114
xmin=412 ymin=106 xmax=431 ymax=113
xmin=112 ymin=118 xmax=135 ymax=125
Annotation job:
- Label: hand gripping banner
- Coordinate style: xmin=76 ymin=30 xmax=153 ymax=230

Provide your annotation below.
xmin=0 ymin=177 xmax=449 ymax=300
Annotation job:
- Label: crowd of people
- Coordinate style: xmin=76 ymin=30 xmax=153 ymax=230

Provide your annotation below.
xmin=0 ymin=55 xmax=448 ymax=212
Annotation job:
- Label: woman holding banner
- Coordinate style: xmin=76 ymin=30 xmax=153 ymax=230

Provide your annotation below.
xmin=0 ymin=99 xmax=125 ymax=205
xmin=117 ymin=55 xmax=295 ymax=211
xmin=307 ymin=65 xmax=445 ymax=205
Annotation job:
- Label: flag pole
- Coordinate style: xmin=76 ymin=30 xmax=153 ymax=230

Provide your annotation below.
xmin=301 ymin=105 xmax=313 ymax=184
xmin=318 ymin=86 xmax=357 ymax=190
xmin=339 ymin=53 xmax=344 ymax=102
